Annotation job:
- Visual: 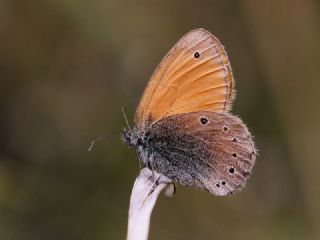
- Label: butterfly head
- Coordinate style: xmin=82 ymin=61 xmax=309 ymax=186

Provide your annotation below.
xmin=122 ymin=127 xmax=152 ymax=167
xmin=122 ymin=128 xmax=149 ymax=149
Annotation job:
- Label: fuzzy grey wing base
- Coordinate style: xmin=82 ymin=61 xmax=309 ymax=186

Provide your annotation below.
xmin=148 ymin=111 xmax=256 ymax=196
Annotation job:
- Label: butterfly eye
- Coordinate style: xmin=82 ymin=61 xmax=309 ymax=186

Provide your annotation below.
xmin=137 ymin=138 xmax=143 ymax=145
xmin=193 ymin=51 xmax=200 ymax=58
xmin=200 ymin=117 xmax=208 ymax=124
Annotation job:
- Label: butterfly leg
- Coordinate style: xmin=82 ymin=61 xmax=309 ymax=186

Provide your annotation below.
xmin=147 ymin=159 xmax=156 ymax=183
xmin=147 ymin=174 xmax=162 ymax=196
xmin=134 ymin=148 xmax=143 ymax=170
xmin=138 ymin=158 xmax=142 ymax=169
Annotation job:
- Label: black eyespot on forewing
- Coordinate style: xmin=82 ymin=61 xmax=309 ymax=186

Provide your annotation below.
xmin=232 ymin=153 xmax=237 ymax=158
xmin=222 ymin=181 xmax=226 ymax=185
xmin=194 ymin=51 xmax=200 ymax=58
xmin=200 ymin=117 xmax=208 ymax=124
xmin=223 ymin=126 xmax=228 ymax=132
xmin=229 ymin=168 xmax=235 ymax=173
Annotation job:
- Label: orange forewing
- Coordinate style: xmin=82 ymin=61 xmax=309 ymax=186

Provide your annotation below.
xmin=135 ymin=28 xmax=235 ymax=127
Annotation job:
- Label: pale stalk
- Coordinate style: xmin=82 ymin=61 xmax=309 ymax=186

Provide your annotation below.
xmin=126 ymin=168 xmax=173 ymax=240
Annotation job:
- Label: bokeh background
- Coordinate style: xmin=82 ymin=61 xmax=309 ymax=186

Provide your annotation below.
xmin=1 ymin=0 xmax=319 ymax=239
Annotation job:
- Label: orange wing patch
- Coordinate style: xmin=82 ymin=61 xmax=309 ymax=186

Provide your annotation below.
xmin=135 ymin=28 xmax=235 ymax=127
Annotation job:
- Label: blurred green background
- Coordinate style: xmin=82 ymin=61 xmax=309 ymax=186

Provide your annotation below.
xmin=1 ymin=0 xmax=319 ymax=239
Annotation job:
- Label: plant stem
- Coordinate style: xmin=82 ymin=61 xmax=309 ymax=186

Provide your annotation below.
xmin=126 ymin=168 xmax=172 ymax=240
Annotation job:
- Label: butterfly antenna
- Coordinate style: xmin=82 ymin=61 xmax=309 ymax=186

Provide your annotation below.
xmin=88 ymin=131 xmax=118 ymax=151
xmin=121 ymin=106 xmax=131 ymax=130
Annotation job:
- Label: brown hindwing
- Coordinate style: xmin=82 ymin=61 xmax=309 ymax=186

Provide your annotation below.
xmin=148 ymin=111 xmax=256 ymax=196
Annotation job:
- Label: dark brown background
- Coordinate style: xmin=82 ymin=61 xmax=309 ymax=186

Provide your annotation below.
xmin=0 ymin=0 xmax=319 ymax=239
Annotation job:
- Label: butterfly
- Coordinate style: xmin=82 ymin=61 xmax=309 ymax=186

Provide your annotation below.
xmin=122 ymin=28 xmax=256 ymax=196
